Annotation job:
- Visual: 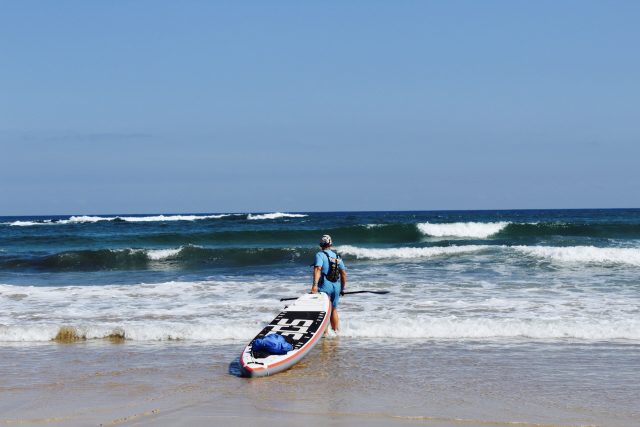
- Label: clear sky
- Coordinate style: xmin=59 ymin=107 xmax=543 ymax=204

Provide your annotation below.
xmin=1 ymin=1 xmax=639 ymax=215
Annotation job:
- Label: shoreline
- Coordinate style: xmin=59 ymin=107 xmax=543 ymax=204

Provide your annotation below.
xmin=1 ymin=340 xmax=638 ymax=427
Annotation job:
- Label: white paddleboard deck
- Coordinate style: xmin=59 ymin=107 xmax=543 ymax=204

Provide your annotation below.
xmin=240 ymin=293 xmax=331 ymax=377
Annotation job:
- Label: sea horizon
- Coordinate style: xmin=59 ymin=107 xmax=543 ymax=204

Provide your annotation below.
xmin=3 ymin=206 xmax=640 ymax=218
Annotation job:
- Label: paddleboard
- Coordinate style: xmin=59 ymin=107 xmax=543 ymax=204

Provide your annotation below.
xmin=240 ymin=292 xmax=331 ymax=377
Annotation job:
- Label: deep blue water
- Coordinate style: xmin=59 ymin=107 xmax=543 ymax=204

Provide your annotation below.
xmin=1 ymin=209 xmax=640 ymax=286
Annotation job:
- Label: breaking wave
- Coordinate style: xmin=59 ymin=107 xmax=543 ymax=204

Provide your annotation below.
xmin=341 ymin=317 xmax=640 ymax=341
xmin=415 ymin=221 xmax=640 ymax=240
xmin=513 ymin=245 xmax=640 ymax=266
xmin=146 ymin=247 xmax=185 ymax=260
xmin=337 ymin=245 xmax=492 ymax=260
xmin=0 ymin=323 xmax=259 ymax=342
xmin=417 ymin=222 xmax=510 ymax=238
xmin=247 ymin=212 xmax=308 ymax=220
xmin=1 ymin=317 xmax=638 ymax=342
xmin=4 ymin=213 xmax=309 ymax=226
xmin=68 ymin=214 xmax=236 ymax=223
xmin=5 ymin=214 xmax=237 ymax=226
xmin=8 ymin=220 xmax=56 ymax=226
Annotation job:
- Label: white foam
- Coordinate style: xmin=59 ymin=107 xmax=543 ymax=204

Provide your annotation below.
xmin=0 ymin=324 xmax=61 ymax=342
xmin=101 ymin=246 xmax=192 ymax=260
xmin=340 ymin=317 xmax=640 ymax=340
xmin=0 ymin=280 xmax=286 ymax=342
xmin=5 ymin=214 xmax=236 ymax=226
xmin=67 ymin=214 xmax=235 ymax=223
xmin=1 ymin=277 xmax=639 ymax=343
xmin=0 ymin=323 xmax=260 ymax=342
xmin=417 ymin=222 xmax=509 ymax=238
xmin=247 ymin=212 xmax=308 ymax=220
xmin=512 ymin=245 xmax=640 ymax=266
xmin=66 ymin=215 xmax=113 ymax=223
xmin=3 ymin=317 xmax=637 ymax=342
xmin=7 ymin=220 xmax=53 ymax=226
xmin=337 ymin=245 xmax=491 ymax=260
xmin=146 ymin=247 xmax=184 ymax=260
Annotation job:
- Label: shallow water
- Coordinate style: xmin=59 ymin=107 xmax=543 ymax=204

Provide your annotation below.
xmin=1 ymin=340 xmax=638 ymax=426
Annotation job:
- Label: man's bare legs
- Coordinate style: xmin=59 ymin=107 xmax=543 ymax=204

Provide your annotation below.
xmin=330 ymin=307 xmax=339 ymax=332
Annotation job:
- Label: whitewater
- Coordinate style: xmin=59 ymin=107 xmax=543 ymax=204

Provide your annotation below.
xmin=1 ymin=276 xmax=638 ymax=342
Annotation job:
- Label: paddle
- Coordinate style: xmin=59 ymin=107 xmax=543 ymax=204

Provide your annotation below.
xmin=280 ymin=290 xmax=389 ymax=301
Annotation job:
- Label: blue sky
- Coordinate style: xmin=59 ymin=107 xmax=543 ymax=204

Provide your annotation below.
xmin=1 ymin=1 xmax=639 ymax=215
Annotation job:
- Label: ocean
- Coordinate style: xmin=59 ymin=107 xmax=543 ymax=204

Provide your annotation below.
xmin=1 ymin=209 xmax=639 ymax=426
xmin=1 ymin=209 xmax=639 ymax=343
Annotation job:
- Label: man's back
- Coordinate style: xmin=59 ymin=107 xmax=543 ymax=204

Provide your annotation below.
xmin=314 ymin=249 xmax=345 ymax=284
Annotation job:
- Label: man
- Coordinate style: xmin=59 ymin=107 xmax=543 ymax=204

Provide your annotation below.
xmin=311 ymin=234 xmax=347 ymax=332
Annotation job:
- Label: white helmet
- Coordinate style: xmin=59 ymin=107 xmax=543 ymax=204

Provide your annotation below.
xmin=319 ymin=234 xmax=332 ymax=247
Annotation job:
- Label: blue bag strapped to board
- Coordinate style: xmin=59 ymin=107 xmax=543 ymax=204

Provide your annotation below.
xmin=251 ymin=333 xmax=293 ymax=355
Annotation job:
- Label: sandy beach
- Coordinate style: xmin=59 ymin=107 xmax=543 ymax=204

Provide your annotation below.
xmin=2 ymin=339 xmax=638 ymax=426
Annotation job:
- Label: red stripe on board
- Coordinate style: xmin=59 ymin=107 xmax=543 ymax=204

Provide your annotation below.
xmin=240 ymin=296 xmax=331 ymax=374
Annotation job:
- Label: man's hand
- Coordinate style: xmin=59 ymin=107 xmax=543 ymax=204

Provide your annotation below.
xmin=311 ymin=284 xmax=318 ymax=294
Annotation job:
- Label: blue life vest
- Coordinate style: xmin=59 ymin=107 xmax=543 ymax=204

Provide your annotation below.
xmin=252 ymin=334 xmax=293 ymax=355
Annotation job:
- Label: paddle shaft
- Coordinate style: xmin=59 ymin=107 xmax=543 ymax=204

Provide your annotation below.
xmin=280 ymin=290 xmax=389 ymax=301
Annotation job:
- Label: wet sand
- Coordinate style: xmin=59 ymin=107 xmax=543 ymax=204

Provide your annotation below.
xmin=1 ymin=339 xmax=639 ymax=426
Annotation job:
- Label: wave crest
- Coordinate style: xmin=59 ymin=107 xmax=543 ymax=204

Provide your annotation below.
xmin=2 ymin=317 xmax=638 ymax=342
xmin=0 ymin=323 xmax=260 ymax=342
xmin=247 ymin=212 xmax=308 ymax=220
xmin=417 ymin=222 xmax=510 ymax=238
xmin=69 ymin=214 xmax=235 ymax=223
xmin=337 ymin=245 xmax=491 ymax=260
xmin=341 ymin=317 xmax=640 ymax=340
xmin=7 ymin=220 xmax=54 ymax=226
xmin=513 ymin=245 xmax=640 ymax=266
xmin=6 ymin=214 xmax=237 ymax=226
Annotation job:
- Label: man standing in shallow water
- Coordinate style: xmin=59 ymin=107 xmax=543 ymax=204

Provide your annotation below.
xmin=311 ymin=235 xmax=347 ymax=332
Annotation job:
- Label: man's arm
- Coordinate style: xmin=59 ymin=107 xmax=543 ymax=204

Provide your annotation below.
xmin=311 ymin=266 xmax=322 ymax=293
xmin=340 ymin=270 xmax=347 ymax=295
